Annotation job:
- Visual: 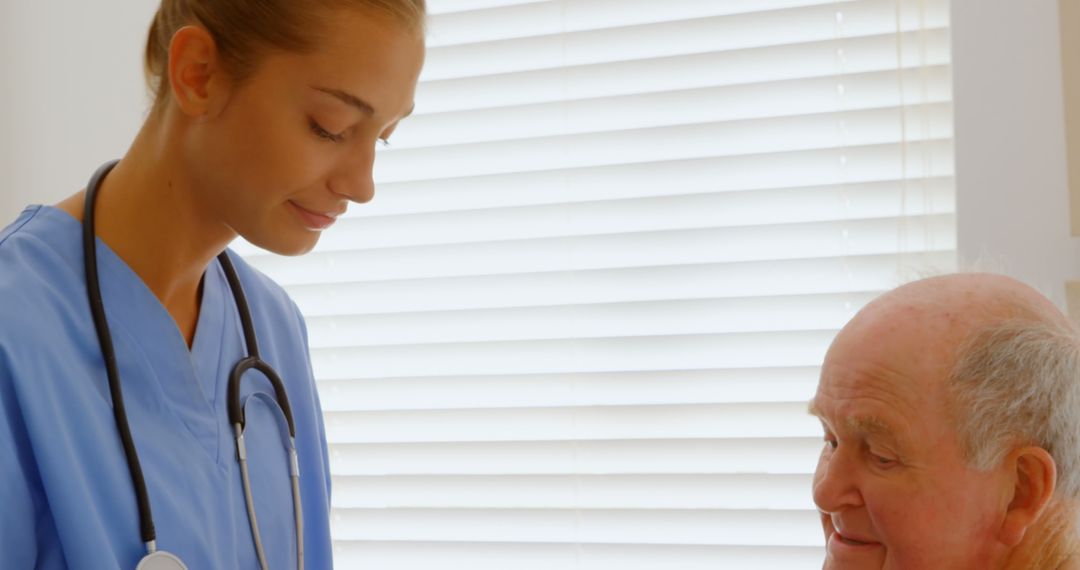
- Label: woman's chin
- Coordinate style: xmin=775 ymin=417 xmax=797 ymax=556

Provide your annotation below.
xmin=241 ymin=231 xmax=320 ymax=257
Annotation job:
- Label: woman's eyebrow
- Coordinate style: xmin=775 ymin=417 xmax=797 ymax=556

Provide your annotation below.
xmin=311 ymin=86 xmax=375 ymax=116
xmin=311 ymin=86 xmax=416 ymax=122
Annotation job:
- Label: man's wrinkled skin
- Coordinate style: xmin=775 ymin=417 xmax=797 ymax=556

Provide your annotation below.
xmin=809 ymin=274 xmax=1080 ymax=569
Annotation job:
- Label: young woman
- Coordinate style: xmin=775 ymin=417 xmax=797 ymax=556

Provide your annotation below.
xmin=0 ymin=0 xmax=425 ymax=568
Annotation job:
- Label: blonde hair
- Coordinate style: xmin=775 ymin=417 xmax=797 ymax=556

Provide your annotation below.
xmin=144 ymin=0 xmax=426 ymax=113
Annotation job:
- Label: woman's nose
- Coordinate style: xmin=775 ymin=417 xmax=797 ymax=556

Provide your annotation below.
xmin=331 ymin=148 xmax=377 ymax=204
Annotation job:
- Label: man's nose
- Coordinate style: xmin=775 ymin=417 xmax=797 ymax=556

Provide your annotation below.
xmin=812 ymin=447 xmax=863 ymax=513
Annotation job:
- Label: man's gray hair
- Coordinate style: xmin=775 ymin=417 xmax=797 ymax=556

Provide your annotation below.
xmin=948 ymin=318 xmax=1080 ymax=499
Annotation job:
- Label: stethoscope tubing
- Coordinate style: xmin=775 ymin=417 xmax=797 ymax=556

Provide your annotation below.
xmin=83 ymin=160 xmax=158 ymax=547
xmin=82 ymin=160 xmax=303 ymax=569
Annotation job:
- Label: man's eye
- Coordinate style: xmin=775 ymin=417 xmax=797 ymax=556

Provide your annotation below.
xmin=824 ymin=437 xmax=838 ymax=451
xmin=870 ymin=453 xmax=897 ymax=467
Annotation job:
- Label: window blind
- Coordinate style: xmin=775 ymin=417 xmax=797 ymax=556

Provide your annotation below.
xmin=238 ymin=0 xmax=955 ymax=567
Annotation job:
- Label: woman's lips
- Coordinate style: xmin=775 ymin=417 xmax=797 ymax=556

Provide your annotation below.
xmin=288 ymin=201 xmax=339 ymax=230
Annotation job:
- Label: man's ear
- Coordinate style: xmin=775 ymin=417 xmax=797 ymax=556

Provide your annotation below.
xmin=998 ymin=446 xmax=1057 ymax=546
xmin=166 ymin=25 xmax=228 ymax=118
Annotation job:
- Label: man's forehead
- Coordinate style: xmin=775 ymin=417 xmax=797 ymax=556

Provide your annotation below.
xmin=817 ymin=357 xmax=928 ymax=403
xmin=808 ymin=361 xmax=935 ymax=442
xmin=831 ymin=302 xmax=953 ymax=365
xmin=818 ymin=311 xmax=953 ymax=417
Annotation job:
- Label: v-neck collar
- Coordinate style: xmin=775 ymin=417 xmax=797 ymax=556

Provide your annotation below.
xmin=34 ymin=205 xmax=232 ymax=466
xmin=191 ymin=259 xmax=228 ymax=408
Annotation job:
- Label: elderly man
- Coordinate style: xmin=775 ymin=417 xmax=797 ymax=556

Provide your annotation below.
xmin=809 ymin=274 xmax=1080 ymax=569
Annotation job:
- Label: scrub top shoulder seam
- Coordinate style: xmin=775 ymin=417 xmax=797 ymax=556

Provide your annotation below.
xmin=0 ymin=205 xmax=42 ymax=251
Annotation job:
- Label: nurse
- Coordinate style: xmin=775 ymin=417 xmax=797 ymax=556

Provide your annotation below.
xmin=0 ymin=0 xmax=425 ymax=568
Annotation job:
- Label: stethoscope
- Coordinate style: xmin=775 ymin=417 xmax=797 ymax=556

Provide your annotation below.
xmin=82 ymin=160 xmax=304 ymax=570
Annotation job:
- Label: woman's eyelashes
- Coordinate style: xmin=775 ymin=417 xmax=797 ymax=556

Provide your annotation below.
xmin=310 ymin=118 xmax=394 ymax=148
xmin=309 ymin=118 xmax=346 ymax=143
xmin=379 ymin=122 xmax=402 ymax=148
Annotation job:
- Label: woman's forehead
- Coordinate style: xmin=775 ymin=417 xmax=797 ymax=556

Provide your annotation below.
xmin=257 ymin=17 xmax=423 ymax=117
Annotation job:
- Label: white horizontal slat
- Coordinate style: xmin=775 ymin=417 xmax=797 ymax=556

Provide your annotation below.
xmin=374 ymin=104 xmax=953 ymax=183
xmin=317 ymin=367 xmax=821 ymax=412
xmin=312 ymin=329 xmax=838 ymax=380
xmin=427 ymin=0 xmax=548 ymax=16
xmin=323 ymin=402 xmax=823 ymax=444
xmin=286 ymin=178 xmax=955 ymax=254
xmin=427 ymin=0 xmax=858 ymax=47
xmin=248 ymin=214 xmax=956 ymax=287
xmin=329 ymin=438 xmax=825 ymax=476
xmin=305 ymin=292 xmax=876 ymax=349
xmin=415 ymin=29 xmax=950 ymax=113
xmin=422 ymin=0 xmax=948 ymax=80
xmin=332 ymin=474 xmax=816 ymax=510
xmin=218 ymin=144 xmax=956 ymax=244
xmin=283 ymin=251 xmax=955 ymax=317
xmin=332 ymin=541 xmax=825 ymax=570
xmin=329 ymin=508 xmax=824 ymax=547
xmin=365 ymin=141 xmax=955 ymax=217
xmin=393 ymin=66 xmax=951 ymax=149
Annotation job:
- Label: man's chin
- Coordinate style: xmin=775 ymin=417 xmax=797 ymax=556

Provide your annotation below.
xmin=824 ymin=553 xmax=886 ymax=570
xmin=823 ymin=532 xmax=886 ymax=569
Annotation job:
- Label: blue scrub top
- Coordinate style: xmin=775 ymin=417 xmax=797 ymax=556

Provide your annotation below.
xmin=0 ymin=206 xmax=334 ymax=569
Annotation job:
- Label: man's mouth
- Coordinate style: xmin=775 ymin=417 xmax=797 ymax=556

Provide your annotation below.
xmin=831 ymin=528 xmax=883 ymax=550
xmin=837 ymin=534 xmax=873 ymax=546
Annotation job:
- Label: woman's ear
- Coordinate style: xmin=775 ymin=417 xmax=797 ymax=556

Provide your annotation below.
xmin=166 ymin=25 xmax=227 ymax=118
xmin=997 ymin=446 xmax=1057 ymax=547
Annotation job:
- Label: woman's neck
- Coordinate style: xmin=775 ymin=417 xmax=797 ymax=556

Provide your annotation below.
xmin=56 ymin=114 xmax=236 ymax=347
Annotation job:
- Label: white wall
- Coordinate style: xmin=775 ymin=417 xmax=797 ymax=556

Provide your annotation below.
xmin=0 ymin=1 xmax=157 ymax=222
xmin=951 ymin=0 xmax=1079 ymax=309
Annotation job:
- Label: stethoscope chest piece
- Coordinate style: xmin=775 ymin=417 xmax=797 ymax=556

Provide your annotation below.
xmin=136 ymin=551 xmax=188 ymax=570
